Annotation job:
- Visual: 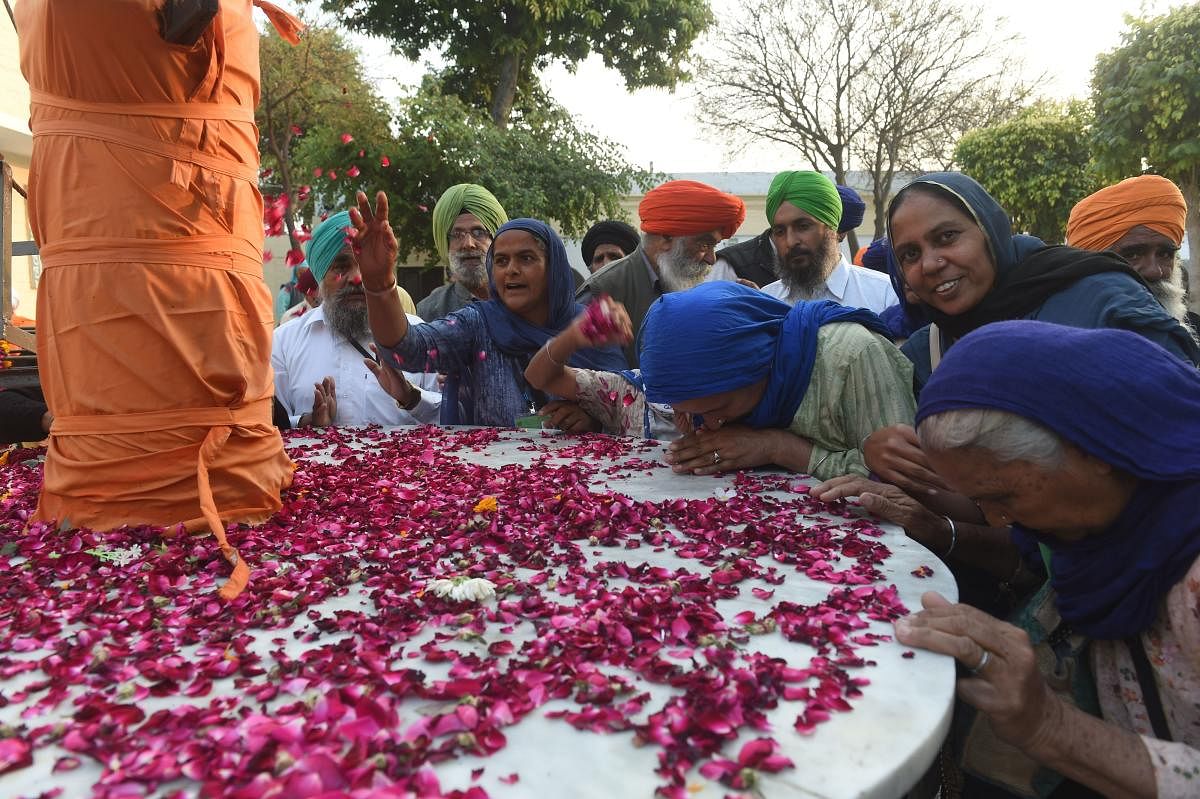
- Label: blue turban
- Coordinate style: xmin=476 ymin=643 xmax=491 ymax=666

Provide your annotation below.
xmin=640 ymin=282 xmax=888 ymax=428
xmin=836 ymin=185 xmax=866 ymax=233
xmin=865 ymin=237 xmax=928 ymax=340
xmin=305 ymin=211 xmax=353 ymax=284
xmin=916 ymin=320 xmax=1200 ymax=639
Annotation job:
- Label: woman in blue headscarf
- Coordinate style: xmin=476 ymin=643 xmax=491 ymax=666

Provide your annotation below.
xmin=862 ymin=237 xmax=929 ymax=343
xmin=863 ymin=172 xmax=1200 ymax=497
xmin=638 ymin=282 xmax=916 ymax=480
xmin=897 ymin=320 xmax=1200 ymax=799
xmin=348 ymin=191 xmax=626 ymax=427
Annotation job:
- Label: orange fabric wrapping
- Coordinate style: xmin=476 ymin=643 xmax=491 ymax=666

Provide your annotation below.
xmin=638 ymin=180 xmax=747 ymax=240
xmin=16 ymin=0 xmax=300 ymax=599
xmin=1066 ymin=174 xmax=1187 ymax=252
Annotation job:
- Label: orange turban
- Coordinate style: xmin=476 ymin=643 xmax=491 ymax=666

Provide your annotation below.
xmin=1066 ymin=175 xmax=1187 ymax=251
xmin=638 ymin=180 xmax=747 ymax=240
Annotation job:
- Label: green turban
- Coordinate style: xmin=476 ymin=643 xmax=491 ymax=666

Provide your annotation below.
xmin=766 ymin=171 xmax=842 ymax=231
xmin=431 ymin=184 xmax=509 ymax=262
xmin=305 ymin=210 xmax=353 ymax=284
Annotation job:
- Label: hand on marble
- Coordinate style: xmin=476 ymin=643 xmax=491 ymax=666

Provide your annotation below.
xmin=665 ymin=425 xmax=775 ymax=475
xmin=895 ymin=591 xmax=1058 ymax=751
xmin=862 ymin=425 xmax=950 ymax=496
xmin=810 ymin=475 xmax=952 ymax=553
xmin=539 ymin=400 xmax=601 ymax=433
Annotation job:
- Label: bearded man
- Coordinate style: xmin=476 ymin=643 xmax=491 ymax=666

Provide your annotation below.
xmin=1067 ymin=174 xmax=1199 ymax=333
xmin=576 ymin=179 xmax=746 ymax=367
xmin=273 ymin=212 xmax=441 ymax=428
xmin=415 ymin=184 xmax=509 ymax=321
xmin=761 ymin=171 xmax=896 ymax=314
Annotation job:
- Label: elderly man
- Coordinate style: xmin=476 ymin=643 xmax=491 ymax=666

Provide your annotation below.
xmin=273 ymin=212 xmax=441 ymax=428
xmin=581 ymin=220 xmax=640 ymax=273
xmin=760 ymin=171 xmax=896 ymax=313
xmin=576 ymin=179 xmax=746 ymax=367
xmin=415 ymin=184 xmax=509 ymax=321
xmin=1067 ymin=174 xmax=1199 ymax=332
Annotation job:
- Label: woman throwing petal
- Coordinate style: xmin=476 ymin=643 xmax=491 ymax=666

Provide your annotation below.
xmin=636 ymin=282 xmax=916 ymax=479
xmin=865 ymin=172 xmax=1200 ymax=497
xmin=350 ymin=192 xmax=626 ymax=428
xmin=524 ymin=296 xmax=679 ymax=440
xmin=896 ymin=320 xmax=1200 ymax=798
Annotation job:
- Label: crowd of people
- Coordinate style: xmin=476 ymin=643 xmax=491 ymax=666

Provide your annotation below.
xmin=5 ymin=3 xmax=1198 ymax=792
xmin=264 ymin=167 xmax=1198 ymax=797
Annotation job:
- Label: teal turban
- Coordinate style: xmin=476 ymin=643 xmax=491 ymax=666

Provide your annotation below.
xmin=766 ymin=171 xmax=842 ymax=231
xmin=431 ymin=184 xmax=509 ymax=263
xmin=305 ymin=210 xmax=353 ymax=283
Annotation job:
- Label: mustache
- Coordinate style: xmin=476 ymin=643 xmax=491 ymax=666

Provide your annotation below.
xmin=786 ymin=245 xmax=817 ymax=260
xmin=333 ymin=283 xmax=365 ymax=301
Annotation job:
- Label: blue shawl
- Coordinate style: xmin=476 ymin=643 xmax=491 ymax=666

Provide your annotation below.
xmin=864 ymin=237 xmax=928 ymax=340
xmin=915 ymin=320 xmax=1200 ymax=639
xmin=441 ymin=218 xmax=625 ymax=424
xmin=640 ymin=282 xmax=890 ymax=428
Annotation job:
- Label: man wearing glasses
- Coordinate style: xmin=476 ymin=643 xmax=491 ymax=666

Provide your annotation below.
xmin=416 ymin=184 xmax=509 ymax=322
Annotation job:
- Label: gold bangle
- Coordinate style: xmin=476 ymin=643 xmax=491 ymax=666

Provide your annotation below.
xmin=363 ymin=280 xmax=398 ymax=297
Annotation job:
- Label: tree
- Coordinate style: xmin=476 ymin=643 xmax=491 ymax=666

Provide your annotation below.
xmin=322 ymin=0 xmax=713 ymax=128
xmin=696 ymin=0 xmax=1031 ymax=249
xmin=1091 ymin=5 xmax=1200 ymax=306
xmin=954 ymin=102 xmax=1100 ymax=243
xmin=294 ymin=77 xmax=658 ymax=264
xmin=257 ymin=24 xmax=393 ymax=259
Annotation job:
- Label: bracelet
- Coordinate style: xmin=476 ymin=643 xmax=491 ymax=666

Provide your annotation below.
xmin=396 ymin=384 xmax=422 ymax=411
xmin=544 ymin=338 xmax=566 ymax=368
xmin=942 ymin=515 xmax=958 ymax=559
xmin=363 ymin=280 xmax=398 ymax=297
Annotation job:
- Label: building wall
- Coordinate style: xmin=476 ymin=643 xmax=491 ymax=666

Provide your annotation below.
xmin=0 ymin=13 xmax=35 ymax=322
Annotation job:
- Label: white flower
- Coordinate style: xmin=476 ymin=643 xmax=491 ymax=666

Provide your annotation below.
xmin=427 ymin=576 xmax=496 ymax=603
xmin=85 ymin=544 xmax=144 ymax=567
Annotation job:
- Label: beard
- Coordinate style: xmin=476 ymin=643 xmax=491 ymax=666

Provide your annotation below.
xmin=656 ymin=238 xmax=711 ymax=293
xmin=779 ymin=231 xmax=838 ymax=297
xmin=323 ymin=283 xmax=370 ymax=342
xmin=449 ymin=249 xmax=488 ymax=292
xmin=1147 ymin=262 xmax=1189 ymax=326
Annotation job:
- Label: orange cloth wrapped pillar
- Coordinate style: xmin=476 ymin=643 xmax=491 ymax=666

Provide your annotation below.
xmin=16 ymin=0 xmax=300 ymax=599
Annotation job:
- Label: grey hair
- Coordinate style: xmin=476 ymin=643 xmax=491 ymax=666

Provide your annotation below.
xmin=916 ymin=408 xmax=1065 ymax=469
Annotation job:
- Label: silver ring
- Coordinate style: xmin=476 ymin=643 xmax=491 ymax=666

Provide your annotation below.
xmin=712 ymin=450 xmax=721 ymax=464
xmin=968 ymin=649 xmax=990 ymax=675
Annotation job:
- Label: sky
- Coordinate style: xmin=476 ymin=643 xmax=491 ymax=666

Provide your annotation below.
xmin=297 ymin=0 xmax=1175 ymax=173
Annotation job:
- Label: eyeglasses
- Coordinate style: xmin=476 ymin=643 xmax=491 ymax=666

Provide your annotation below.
xmin=448 ymin=227 xmax=492 ymax=244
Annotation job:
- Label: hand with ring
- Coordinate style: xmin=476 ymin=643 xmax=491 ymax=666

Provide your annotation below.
xmin=895 ymin=591 xmax=1059 ymax=751
xmin=665 ymin=425 xmax=779 ymax=475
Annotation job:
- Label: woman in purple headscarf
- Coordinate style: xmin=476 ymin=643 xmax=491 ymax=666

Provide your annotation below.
xmin=896 ymin=320 xmax=1200 ymax=798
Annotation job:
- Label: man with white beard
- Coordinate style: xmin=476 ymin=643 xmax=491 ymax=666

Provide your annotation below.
xmin=273 ymin=212 xmax=441 ymax=428
xmin=1067 ymin=174 xmax=1200 ymax=335
xmin=416 ymin=184 xmax=509 ymax=321
xmin=759 ymin=171 xmax=897 ymax=314
xmin=576 ymin=179 xmax=746 ymax=367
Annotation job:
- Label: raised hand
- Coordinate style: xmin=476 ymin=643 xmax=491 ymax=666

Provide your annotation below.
xmin=348 ymin=190 xmax=399 ymax=291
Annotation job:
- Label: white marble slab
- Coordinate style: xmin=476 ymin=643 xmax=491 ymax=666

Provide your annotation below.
xmin=0 ymin=428 xmax=956 ymax=799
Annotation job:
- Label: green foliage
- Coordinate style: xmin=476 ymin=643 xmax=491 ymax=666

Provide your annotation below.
xmin=322 ymin=0 xmax=712 ymax=125
xmin=1091 ymin=5 xmax=1200 ymax=182
xmin=257 ymin=25 xmax=393 ymax=248
xmin=296 ymin=78 xmax=658 ymax=264
xmin=954 ymin=102 xmax=1100 ymax=242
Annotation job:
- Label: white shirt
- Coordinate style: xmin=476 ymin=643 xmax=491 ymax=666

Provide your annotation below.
xmin=272 ymin=307 xmax=441 ymax=428
xmin=761 ymin=255 xmax=898 ymax=314
xmin=706 ymin=259 xmax=738 ymax=283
